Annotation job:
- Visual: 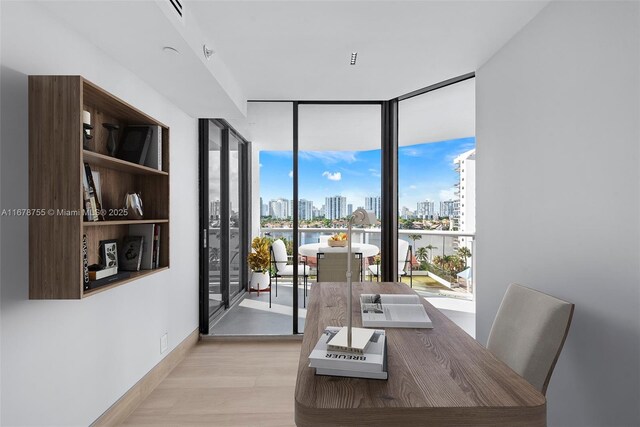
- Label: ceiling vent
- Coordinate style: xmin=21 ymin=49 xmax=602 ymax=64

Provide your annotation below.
xmin=168 ymin=0 xmax=184 ymax=23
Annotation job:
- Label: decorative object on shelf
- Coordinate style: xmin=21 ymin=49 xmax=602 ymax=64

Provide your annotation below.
xmin=116 ymin=125 xmax=152 ymax=164
xmin=124 ymin=192 xmax=144 ymax=219
xmin=102 ymin=123 xmax=119 ymax=156
xmin=88 ymin=264 xmax=118 ymax=281
xmin=119 ymin=236 xmax=144 ymax=271
xmin=82 ymin=110 xmax=93 ymax=151
xmin=99 ymin=239 xmax=118 ymax=269
xmin=129 ymin=224 xmax=161 ymax=270
xmin=327 ymin=232 xmax=348 ymax=247
xmin=86 ymin=271 xmax=131 ymax=291
xmin=248 ymin=236 xmax=271 ymax=290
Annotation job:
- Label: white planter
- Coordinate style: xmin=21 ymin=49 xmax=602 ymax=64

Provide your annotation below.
xmin=250 ymin=271 xmax=270 ymax=290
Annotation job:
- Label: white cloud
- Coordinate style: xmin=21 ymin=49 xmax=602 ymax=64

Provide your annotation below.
xmin=288 ymin=170 xmax=293 ymax=178
xmin=399 ymin=147 xmax=422 ymax=157
xmin=409 ymin=185 xmax=417 ymax=190
xmin=300 ymin=151 xmax=357 ymax=164
xmin=368 ymin=168 xmax=381 ymax=178
xmin=322 ymin=171 xmax=342 ymax=181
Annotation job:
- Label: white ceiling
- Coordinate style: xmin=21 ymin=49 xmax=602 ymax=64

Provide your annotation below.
xmin=190 ymin=1 xmax=548 ymax=101
xmin=31 ymin=0 xmax=547 ymax=130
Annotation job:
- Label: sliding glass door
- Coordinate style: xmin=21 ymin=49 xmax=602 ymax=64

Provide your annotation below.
xmin=199 ymin=119 xmax=250 ymax=334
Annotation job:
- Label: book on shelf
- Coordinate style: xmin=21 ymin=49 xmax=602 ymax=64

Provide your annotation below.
xmin=86 ymin=271 xmax=131 ymax=291
xmin=309 ymin=326 xmax=387 ymax=379
xmin=152 ymin=224 xmax=161 ymax=268
xmin=143 ymin=125 xmax=162 ymax=170
xmin=83 ymin=163 xmax=104 ymax=221
xmin=88 ymin=265 xmax=117 ymax=281
xmin=119 ymin=236 xmax=144 ymax=271
xmin=82 ymin=235 xmax=89 ymax=285
xmin=360 ymin=294 xmax=433 ymax=328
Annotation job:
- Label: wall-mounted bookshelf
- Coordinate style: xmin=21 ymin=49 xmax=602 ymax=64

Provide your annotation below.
xmin=29 ymin=75 xmax=170 ymax=299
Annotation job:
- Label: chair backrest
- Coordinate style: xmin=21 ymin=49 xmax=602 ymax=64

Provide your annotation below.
xmin=316 ymin=252 xmax=362 ymax=283
xmin=271 ymin=239 xmax=288 ymax=272
xmin=319 ymin=235 xmax=330 ymax=244
xmin=398 ymin=239 xmax=410 ymax=273
xmin=487 ymin=284 xmax=574 ymax=394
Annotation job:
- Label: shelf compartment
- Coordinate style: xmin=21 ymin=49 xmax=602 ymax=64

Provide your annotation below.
xmin=83 ymin=150 xmax=168 ymax=176
xmin=83 ymin=219 xmax=169 ymax=227
xmin=82 ymin=267 xmax=169 ymax=297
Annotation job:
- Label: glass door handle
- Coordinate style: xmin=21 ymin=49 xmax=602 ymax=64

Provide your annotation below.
xmin=202 ymin=229 xmax=208 ymax=248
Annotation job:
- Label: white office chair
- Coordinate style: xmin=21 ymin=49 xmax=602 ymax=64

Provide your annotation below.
xmin=368 ymin=239 xmax=413 ymax=286
xmin=487 ymin=284 xmax=574 ymax=394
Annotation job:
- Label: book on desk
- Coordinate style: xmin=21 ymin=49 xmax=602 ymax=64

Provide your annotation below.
xmin=309 ymin=326 xmax=387 ymax=380
xmin=360 ymin=293 xmax=433 ymax=328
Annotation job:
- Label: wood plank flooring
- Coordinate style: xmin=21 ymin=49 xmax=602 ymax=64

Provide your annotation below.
xmin=122 ymin=340 xmax=301 ymax=426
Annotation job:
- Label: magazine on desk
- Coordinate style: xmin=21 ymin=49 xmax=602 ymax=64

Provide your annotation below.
xmin=360 ymin=294 xmax=433 ymax=328
xmin=309 ymin=326 xmax=387 ymax=378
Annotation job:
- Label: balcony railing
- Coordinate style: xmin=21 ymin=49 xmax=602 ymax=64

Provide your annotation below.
xmin=260 ymin=227 xmax=475 ymax=296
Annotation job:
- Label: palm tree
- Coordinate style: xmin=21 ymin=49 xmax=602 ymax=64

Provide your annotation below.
xmin=424 ymin=244 xmax=437 ymax=264
xmin=415 ymin=247 xmax=429 ymax=265
xmin=408 ymin=234 xmax=422 ymax=251
xmin=457 ymin=246 xmax=472 ymax=267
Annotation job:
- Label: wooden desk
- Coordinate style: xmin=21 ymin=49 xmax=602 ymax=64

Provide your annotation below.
xmin=295 ymin=282 xmax=546 ymax=426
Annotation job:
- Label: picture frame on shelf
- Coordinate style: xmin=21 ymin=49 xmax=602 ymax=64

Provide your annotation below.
xmin=99 ymin=239 xmax=118 ymax=269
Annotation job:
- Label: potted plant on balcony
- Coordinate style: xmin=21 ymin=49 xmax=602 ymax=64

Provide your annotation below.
xmin=248 ymin=236 xmax=271 ymax=291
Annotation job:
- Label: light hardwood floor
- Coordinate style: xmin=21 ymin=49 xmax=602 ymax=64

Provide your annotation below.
xmin=121 ymin=340 xmax=301 ymax=426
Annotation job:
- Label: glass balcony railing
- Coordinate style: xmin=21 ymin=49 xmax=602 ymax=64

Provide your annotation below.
xmin=259 ymin=227 xmax=475 ymax=297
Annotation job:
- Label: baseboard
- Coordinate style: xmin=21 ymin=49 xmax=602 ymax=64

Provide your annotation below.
xmin=91 ymin=328 xmax=200 ymax=427
xmin=200 ymin=334 xmax=304 ymax=342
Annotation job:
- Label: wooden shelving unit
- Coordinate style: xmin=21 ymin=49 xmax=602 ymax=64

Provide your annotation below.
xmin=29 ymin=75 xmax=170 ymax=299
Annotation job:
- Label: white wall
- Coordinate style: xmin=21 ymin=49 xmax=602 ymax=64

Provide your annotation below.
xmin=476 ymin=1 xmax=639 ymax=426
xmin=0 ymin=2 xmax=199 ymax=425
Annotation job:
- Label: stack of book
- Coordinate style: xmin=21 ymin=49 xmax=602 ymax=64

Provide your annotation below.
xmin=360 ymin=294 xmax=433 ymax=328
xmin=309 ymin=326 xmax=387 ymax=380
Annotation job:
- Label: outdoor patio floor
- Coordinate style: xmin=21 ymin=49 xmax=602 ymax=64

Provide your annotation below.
xmin=208 ymin=280 xmax=475 ymax=337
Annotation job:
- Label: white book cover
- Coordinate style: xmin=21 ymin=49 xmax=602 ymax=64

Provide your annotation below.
xmin=315 ymin=366 xmax=388 ymax=380
xmin=361 ymin=294 xmax=433 ymax=328
xmin=144 ymin=125 xmax=162 ymax=170
xmin=326 ymin=326 xmax=374 ymax=353
xmin=309 ymin=327 xmax=386 ymax=373
xmin=129 ymin=224 xmax=155 ymax=269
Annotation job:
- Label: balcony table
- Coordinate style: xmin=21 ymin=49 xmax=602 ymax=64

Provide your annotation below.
xmin=294 ymin=281 xmax=547 ymax=427
xmin=298 ymin=242 xmax=379 ymax=258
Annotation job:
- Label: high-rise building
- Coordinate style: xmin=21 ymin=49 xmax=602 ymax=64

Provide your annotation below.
xmin=325 ymin=195 xmax=347 ymax=220
xmin=416 ymin=200 xmax=435 ymax=219
xmin=268 ymin=198 xmax=290 ymax=219
xmin=364 ymin=196 xmax=381 ymax=219
xmin=347 ymin=204 xmax=353 ymax=216
xmin=453 ymin=149 xmax=476 ymax=250
xmin=210 ymin=200 xmax=221 ymax=220
xmin=439 ymin=200 xmax=455 ymax=218
xmin=400 ymin=206 xmax=413 ymax=220
xmin=299 ymin=199 xmax=314 ymax=221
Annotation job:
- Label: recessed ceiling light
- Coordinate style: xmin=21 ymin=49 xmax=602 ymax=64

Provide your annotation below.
xmin=162 ymin=46 xmax=180 ymax=55
xmin=350 ymin=52 xmax=358 ymax=65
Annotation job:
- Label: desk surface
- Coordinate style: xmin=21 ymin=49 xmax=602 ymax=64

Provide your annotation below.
xmin=298 ymin=243 xmax=380 ymax=258
xmin=295 ymin=282 xmax=546 ymax=427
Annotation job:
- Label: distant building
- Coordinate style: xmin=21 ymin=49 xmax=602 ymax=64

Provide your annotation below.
xmin=400 ymin=206 xmax=413 ymax=220
xmin=210 ymin=200 xmax=221 ymax=220
xmin=325 ymin=195 xmax=347 ymax=220
xmin=439 ymin=200 xmax=455 ymax=218
xmin=268 ymin=198 xmax=290 ymax=219
xmin=416 ymin=200 xmax=435 ymax=219
xmin=453 ymin=149 xmax=476 ymax=249
xmin=347 ymin=204 xmax=353 ymax=216
xmin=299 ymin=199 xmax=314 ymax=221
xmin=365 ymin=196 xmax=381 ymax=219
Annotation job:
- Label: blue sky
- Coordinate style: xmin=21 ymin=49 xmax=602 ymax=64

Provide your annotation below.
xmin=260 ymin=137 xmax=475 ymax=211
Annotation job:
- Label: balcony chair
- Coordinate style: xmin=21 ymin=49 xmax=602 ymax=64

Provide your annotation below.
xmin=487 ymin=284 xmax=574 ymax=394
xmin=368 ymin=239 xmax=413 ymax=287
xmin=269 ymin=239 xmax=315 ymax=308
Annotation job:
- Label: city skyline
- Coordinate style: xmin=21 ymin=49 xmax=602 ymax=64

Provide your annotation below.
xmin=259 ymin=137 xmax=476 ymax=210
